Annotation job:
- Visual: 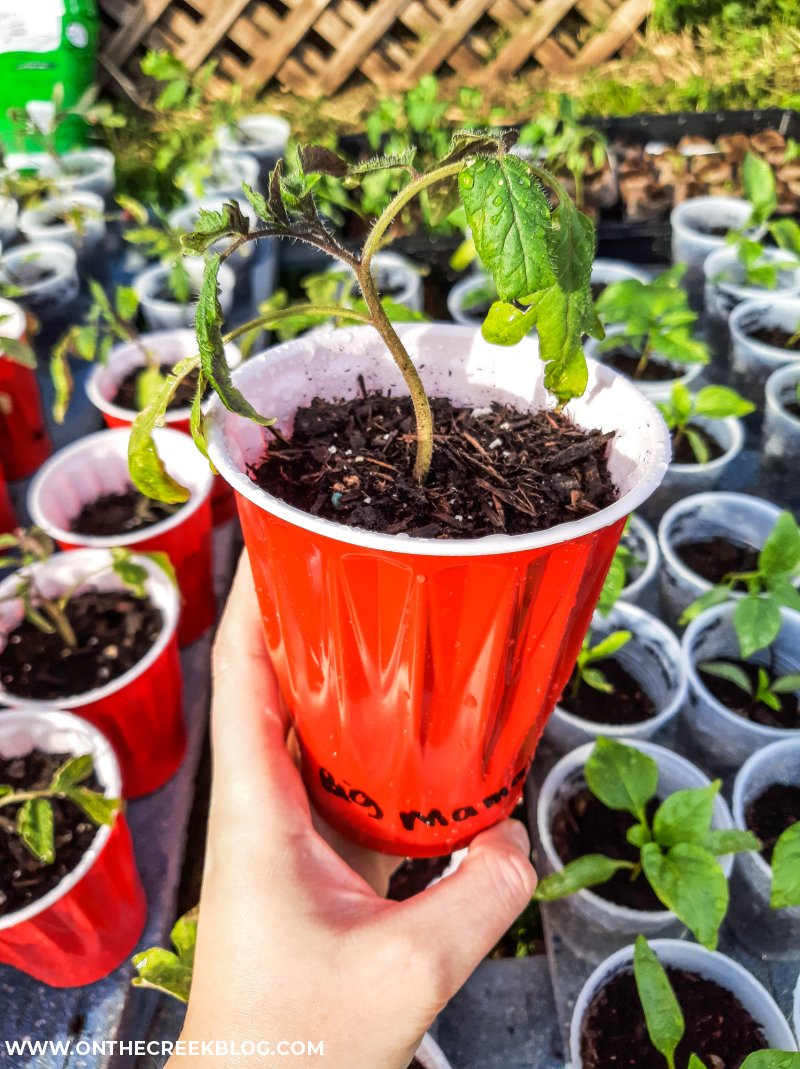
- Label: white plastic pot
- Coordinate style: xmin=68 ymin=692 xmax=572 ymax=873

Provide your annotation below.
xmin=1 ymin=152 xmax=59 ymax=185
xmin=760 ymin=363 xmax=800 ymax=510
xmin=682 ymin=604 xmax=800 ymax=774
xmin=703 ymin=246 xmax=800 ymax=324
xmin=87 ymin=328 xmax=242 ymax=428
xmin=544 ymin=601 xmax=686 ymax=753
xmin=170 ymin=197 xmax=259 ymax=282
xmin=18 ymin=191 xmax=105 ymax=258
xmin=415 ymin=1033 xmax=453 ymax=1069
xmin=536 ymin=740 xmax=733 ymax=961
xmin=51 ymin=148 xmax=115 ymax=200
xmin=645 ymin=415 xmax=745 ymax=523
xmin=0 ymin=240 xmax=79 ymax=321
xmin=0 ymin=196 xmax=18 ymax=247
xmin=620 ymin=514 xmax=660 ymax=612
xmin=591 ymin=258 xmax=650 ymax=291
xmin=658 ymin=491 xmax=784 ymax=625
xmin=215 ymin=114 xmax=290 ymax=178
xmin=585 ymin=325 xmax=704 ymax=402
xmin=670 ymin=195 xmax=755 ymax=286
xmin=729 ymin=738 xmax=800 ymax=958
xmin=134 ymin=257 xmax=235 ymax=331
xmin=330 ymin=250 xmax=424 ymax=314
xmin=794 ymin=971 xmax=800 ymax=1047
xmin=447 ymin=273 xmax=496 ymax=326
xmin=569 ymin=939 xmax=798 ymax=1068
xmin=729 ymin=297 xmax=800 ymax=406
xmin=178 ymin=153 xmax=259 ymax=205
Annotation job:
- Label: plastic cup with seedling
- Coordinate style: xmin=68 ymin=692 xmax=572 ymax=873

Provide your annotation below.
xmin=657 ymin=382 xmax=755 ymax=463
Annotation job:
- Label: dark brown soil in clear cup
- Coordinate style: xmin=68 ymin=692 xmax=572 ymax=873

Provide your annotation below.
xmin=249 ymin=393 xmax=618 ymax=539
xmin=745 ymin=782 xmax=800 ymax=863
xmin=750 ymin=326 xmax=800 ymax=351
xmin=550 ymin=786 xmax=662 ymax=910
xmin=0 ymin=750 xmax=102 ymax=915
xmin=579 ymin=965 xmax=767 ymax=1069
xmin=70 ymin=487 xmax=182 ymax=536
xmin=0 ymin=590 xmax=162 ymax=700
xmin=603 ymin=346 xmax=680 ymax=382
xmin=676 ymin=536 xmax=759 ymax=585
xmin=699 ymin=659 xmax=799 ymax=729
xmin=113 ymin=364 xmax=201 ymax=412
xmin=671 ymin=424 xmax=726 ymax=464
xmin=559 ymin=660 xmax=657 ymax=724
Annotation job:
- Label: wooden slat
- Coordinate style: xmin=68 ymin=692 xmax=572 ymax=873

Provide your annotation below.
xmin=397 ymin=0 xmax=495 ymax=84
xmin=572 ymin=0 xmax=650 ymax=68
xmin=314 ymin=0 xmax=416 ymax=95
xmin=484 ymin=0 xmax=579 ymax=78
xmin=239 ymin=0 xmax=335 ymax=86
xmin=105 ymin=0 xmax=173 ymax=63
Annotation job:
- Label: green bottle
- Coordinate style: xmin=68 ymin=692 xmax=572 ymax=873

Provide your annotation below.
xmin=0 ymin=0 xmax=99 ymax=153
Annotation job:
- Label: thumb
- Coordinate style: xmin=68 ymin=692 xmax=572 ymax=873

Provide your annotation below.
xmin=397 ymin=820 xmax=537 ymax=1003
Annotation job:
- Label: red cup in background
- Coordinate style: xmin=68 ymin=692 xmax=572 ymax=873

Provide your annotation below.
xmin=0 ymin=460 xmax=16 ymax=534
xmin=208 ymin=324 xmax=671 ymax=856
xmin=0 ymin=549 xmax=185 ymax=798
xmin=0 ymin=709 xmax=146 ymax=986
xmin=28 ymin=427 xmax=214 ymax=647
xmin=0 ymin=298 xmax=51 ymax=480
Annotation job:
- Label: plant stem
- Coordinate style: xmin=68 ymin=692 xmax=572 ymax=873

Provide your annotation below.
xmin=635 ymin=340 xmax=652 ymax=379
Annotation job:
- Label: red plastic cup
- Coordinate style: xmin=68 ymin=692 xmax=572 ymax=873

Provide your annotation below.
xmin=28 ymin=426 xmax=214 ymax=647
xmin=0 ymin=459 xmax=16 ymax=534
xmin=0 ymin=549 xmax=185 ymax=798
xmin=0 ymin=708 xmax=146 ymax=987
xmin=207 ymin=324 xmax=671 ymax=856
xmin=0 ymin=298 xmax=51 ymax=480
xmin=86 ymin=329 xmax=242 ymax=526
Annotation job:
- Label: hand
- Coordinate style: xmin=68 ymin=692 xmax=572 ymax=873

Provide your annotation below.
xmin=174 ymin=553 xmax=537 ymax=1068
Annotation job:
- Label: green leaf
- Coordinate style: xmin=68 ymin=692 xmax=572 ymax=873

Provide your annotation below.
xmin=633 ymin=936 xmax=684 ymax=1069
xmin=144 ymin=550 xmax=179 ymax=590
xmin=742 ymin=151 xmax=777 ymax=225
xmin=688 ymin=1056 xmax=709 ymax=1069
xmin=182 ymin=202 xmax=249 ymax=255
xmin=764 ymin=575 xmax=800 ymax=613
xmin=141 ymin=51 xmax=189 ymax=82
xmin=587 ymin=629 xmax=632 ymax=661
xmin=0 ymin=335 xmax=36 ymax=368
xmin=702 ymin=828 xmax=761 ymax=855
xmin=671 ymin=381 xmax=693 ymax=425
xmin=132 ymin=906 xmax=197 ymax=1003
xmin=581 ymin=665 xmax=615 ymax=693
xmin=769 ymin=218 xmax=800 ymax=258
xmin=534 ymin=854 xmax=635 ymax=900
xmin=50 ymin=755 xmax=93 ymax=792
xmin=128 ymin=365 xmax=194 ymax=505
xmin=115 ymin=285 xmax=140 ymax=322
xmin=458 ymin=155 xmax=553 ymax=302
xmin=597 ymin=555 xmax=626 ymax=616
xmin=156 ymin=79 xmax=189 ymax=111
xmin=698 ymin=659 xmax=753 ymax=694
xmin=585 ymin=737 xmax=659 ymax=820
xmin=740 ymin=1054 xmax=800 ymax=1069
xmin=65 ymin=787 xmax=121 ymax=827
xmin=481 ymin=300 xmax=537 ymax=346
xmin=679 ymin=585 xmax=732 ymax=626
xmin=196 ymin=255 xmax=273 ymax=427
xmin=116 ymin=195 xmax=148 ymax=226
xmin=528 ymin=284 xmax=591 ymax=403
xmin=772 ymin=672 xmax=800 ymax=694
xmin=17 ymin=798 xmax=55 ymax=864
xmin=759 ymin=512 xmax=800 ymax=577
xmin=135 ymin=364 xmax=167 ymax=412
xmin=111 ymin=548 xmax=149 ymax=598
xmin=652 ymin=783 xmax=719 ymax=847
xmin=49 ymin=346 xmax=74 ymax=425
xmin=641 ymin=842 xmax=728 ymax=949
xmin=189 ymin=373 xmax=212 ymax=462
xmin=693 ymin=385 xmax=756 ymax=420
xmin=733 ymin=595 xmax=783 ymax=659
xmin=685 ymin=426 xmax=711 ymax=466
xmin=770 ymin=822 xmax=800 ymax=909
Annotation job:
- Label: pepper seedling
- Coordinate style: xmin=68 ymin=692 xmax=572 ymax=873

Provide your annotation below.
xmin=128 ymin=131 xmax=603 ymax=502
xmin=595 ymin=518 xmax=644 ymax=615
xmin=569 ymin=629 xmax=632 ymax=698
xmin=0 ymin=753 xmax=120 ymax=865
xmin=698 ymin=661 xmax=800 ymax=715
xmin=595 ymin=265 xmax=709 ymax=378
xmin=770 ymin=820 xmax=800 ymax=909
xmin=124 ymin=203 xmax=193 ymax=304
xmin=657 ymin=382 xmax=755 ymax=464
xmin=133 ymin=906 xmax=198 ymax=1002
xmin=681 ymin=511 xmax=800 ymax=658
xmin=632 ymin=936 xmax=800 ymax=1069
xmin=535 ymin=737 xmax=759 ymax=948
xmin=723 ymin=153 xmax=799 ymax=289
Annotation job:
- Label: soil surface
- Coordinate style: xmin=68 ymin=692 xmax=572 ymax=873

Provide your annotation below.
xmin=388 ymin=855 xmax=452 ymax=900
xmin=671 ymin=424 xmax=725 ymax=464
xmin=560 ymin=659 xmax=657 ymax=724
xmin=676 ymin=536 xmax=759 ymax=585
xmin=692 ymin=222 xmax=730 ymax=237
xmin=699 ymin=659 xmax=799 ymax=729
xmin=750 ymin=326 xmax=800 ymax=350
xmin=70 ymin=487 xmax=182 ymax=536
xmin=0 ymin=590 xmax=163 ymax=700
xmin=579 ymin=965 xmax=767 ymax=1069
xmin=113 ymin=364 xmax=200 ymax=412
xmin=249 ymin=392 xmax=617 ymax=539
xmin=603 ymin=346 xmax=679 ymax=382
xmin=590 ymin=282 xmax=607 ymax=301
xmin=785 ymin=400 xmax=800 ymax=420
xmin=0 ymin=750 xmax=102 ymax=916
xmin=550 ymin=786 xmax=662 ymax=910
xmin=745 ymin=782 xmax=800 ymax=863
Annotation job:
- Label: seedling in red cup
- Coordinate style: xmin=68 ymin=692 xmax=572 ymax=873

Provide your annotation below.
xmin=534 ymin=738 xmax=758 ymax=949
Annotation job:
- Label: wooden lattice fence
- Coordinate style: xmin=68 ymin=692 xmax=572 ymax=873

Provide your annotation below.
xmin=98 ymin=0 xmax=653 ymax=100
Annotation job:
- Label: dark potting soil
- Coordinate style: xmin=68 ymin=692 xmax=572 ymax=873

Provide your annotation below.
xmin=249 ymin=393 xmax=617 ymax=539
xmin=550 ymin=786 xmax=662 ymax=910
xmin=590 ymin=282 xmax=606 ymax=301
xmin=745 ymin=783 xmax=800 ymax=863
xmin=388 ymin=855 xmax=452 ymax=900
xmin=671 ymin=424 xmax=725 ymax=464
xmin=0 ymin=750 xmax=102 ymax=916
xmin=113 ymin=364 xmax=200 ymax=412
xmin=0 ymin=590 xmax=163 ymax=701
xmin=699 ymin=660 xmax=799 ymax=730
xmin=603 ymin=346 xmax=679 ymax=382
xmin=579 ymin=965 xmax=768 ymax=1069
xmin=153 ymin=282 xmax=196 ymax=304
xmin=676 ymin=536 xmax=759 ymax=585
xmin=750 ymin=326 xmax=800 ymax=351
xmin=560 ymin=660 xmax=657 ymax=724
xmin=692 ymin=222 xmax=731 ymax=237
xmin=785 ymin=400 xmax=800 ymax=420
xmin=69 ymin=487 xmax=181 ymax=536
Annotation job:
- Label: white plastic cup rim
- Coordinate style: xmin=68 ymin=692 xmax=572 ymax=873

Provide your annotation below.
xmin=591 ymin=258 xmax=651 ymax=285
xmin=329 ymin=250 xmax=422 ymax=309
xmin=670 ymin=196 xmax=754 ymax=249
xmin=666 ymin=415 xmax=744 ymax=475
xmin=0 ymin=241 xmax=77 ymax=293
xmin=446 ymin=273 xmax=494 ymax=324
xmin=569 ymin=938 xmax=798 ymax=1067
xmin=537 ymin=739 xmax=733 ymax=924
xmin=729 ymin=297 xmax=800 ymax=366
xmin=551 ymin=601 xmax=686 ymax=736
xmin=682 ymin=602 xmax=800 ymax=742
xmin=765 ymin=362 xmax=800 ymax=427
xmin=0 ymin=708 xmax=122 ymax=931
xmin=205 ymin=322 xmax=672 ymax=558
xmin=19 ymin=191 xmax=105 ymax=235
xmin=703 ymin=246 xmax=800 ymax=299
xmin=0 ymin=297 xmax=26 ymax=340
xmin=133 ymin=259 xmax=235 ymax=315
xmin=27 ymin=426 xmax=213 ymax=549
xmin=215 ymin=115 xmax=290 ymax=153
xmin=731 ymin=737 xmax=800 ymax=886
xmin=0 ymin=548 xmax=180 ymax=710
xmin=86 ymin=328 xmax=242 ymax=425
xmin=586 ymin=326 xmax=705 ymax=393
